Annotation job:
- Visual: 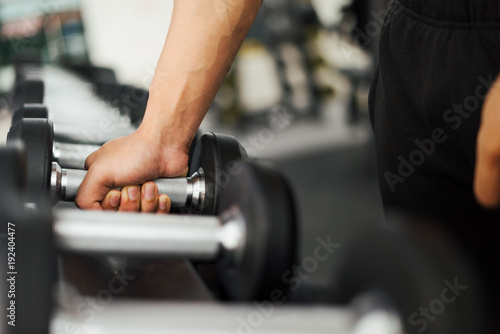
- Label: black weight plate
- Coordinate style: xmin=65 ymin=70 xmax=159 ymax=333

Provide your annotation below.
xmin=335 ymin=219 xmax=485 ymax=334
xmin=118 ymin=85 xmax=149 ymax=124
xmin=92 ymin=67 xmax=119 ymax=101
xmin=187 ymin=130 xmax=202 ymax=168
xmin=0 ymin=143 xmax=26 ymax=192
xmin=11 ymin=79 xmax=44 ymax=112
xmin=217 ymin=160 xmax=297 ymax=301
xmin=170 ymin=130 xmax=203 ymax=214
xmin=7 ymin=119 xmax=54 ymax=205
xmin=189 ymin=132 xmax=247 ymax=215
xmin=11 ymin=103 xmax=48 ymax=125
xmin=15 ymin=61 xmax=42 ymax=86
xmin=0 ymin=188 xmax=56 ymax=334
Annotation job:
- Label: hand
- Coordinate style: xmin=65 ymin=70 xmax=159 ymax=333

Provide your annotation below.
xmin=75 ymin=127 xmax=190 ymax=213
xmin=475 ymin=76 xmax=500 ymax=208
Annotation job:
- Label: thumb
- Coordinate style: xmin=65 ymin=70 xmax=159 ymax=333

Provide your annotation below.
xmin=75 ymin=167 xmax=111 ymax=210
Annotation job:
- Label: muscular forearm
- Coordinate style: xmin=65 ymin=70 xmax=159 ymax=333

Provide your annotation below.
xmin=139 ymin=0 xmax=262 ymax=153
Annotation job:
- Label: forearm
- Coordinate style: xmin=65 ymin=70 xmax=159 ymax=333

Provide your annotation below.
xmin=139 ymin=0 xmax=262 ymax=153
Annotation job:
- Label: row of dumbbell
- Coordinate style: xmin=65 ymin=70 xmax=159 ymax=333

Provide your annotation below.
xmin=4 ymin=63 xmax=485 ymax=334
xmin=7 ymin=63 xmax=297 ymax=303
xmin=0 ymin=143 xmax=484 ymax=334
xmin=10 ymin=63 xmax=206 ymax=211
xmin=0 ymin=137 xmax=297 ymax=298
xmin=12 ymin=63 xmax=145 ymax=144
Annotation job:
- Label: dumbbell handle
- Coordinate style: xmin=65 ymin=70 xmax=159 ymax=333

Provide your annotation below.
xmin=54 ymin=207 xmax=245 ymax=264
xmin=50 ymin=162 xmax=205 ymax=210
xmin=53 ymin=142 xmax=99 ymax=169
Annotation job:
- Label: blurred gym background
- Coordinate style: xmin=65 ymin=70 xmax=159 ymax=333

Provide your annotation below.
xmin=0 ymin=0 xmax=389 ymax=299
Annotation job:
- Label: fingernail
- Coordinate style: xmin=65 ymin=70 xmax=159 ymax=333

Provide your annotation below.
xmin=110 ymin=194 xmax=120 ymax=207
xmin=159 ymin=197 xmax=167 ymax=210
xmin=145 ymin=184 xmax=155 ymax=201
xmin=128 ymin=187 xmax=138 ymax=201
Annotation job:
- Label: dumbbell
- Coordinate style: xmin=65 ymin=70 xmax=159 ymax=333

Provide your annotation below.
xmin=15 ymin=64 xmax=146 ymax=127
xmin=8 ymin=118 xmax=244 ymax=214
xmin=49 ymin=222 xmax=483 ymax=334
xmin=0 ymin=145 xmax=296 ymax=302
xmin=10 ymin=77 xmax=44 ymax=112
xmin=10 ymin=107 xmax=99 ymax=168
xmin=16 ymin=106 xmax=134 ymax=145
xmin=66 ymin=64 xmax=120 ymax=102
xmin=0 ymin=145 xmax=56 ymax=334
xmin=10 ymin=114 xmax=201 ymax=170
xmin=12 ymin=64 xmax=145 ymax=144
xmin=12 ymin=66 xmax=132 ymax=134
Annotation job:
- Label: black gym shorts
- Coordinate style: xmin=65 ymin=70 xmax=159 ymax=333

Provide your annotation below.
xmin=370 ymin=0 xmax=500 ymax=310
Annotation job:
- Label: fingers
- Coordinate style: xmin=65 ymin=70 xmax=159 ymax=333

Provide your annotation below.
xmin=101 ymin=190 xmax=122 ymax=211
xmin=119 ymin=186 xmax=141 ymax=212
xmin=141 ymin=182 xmax=159 ymax=213
xmin=77 ymin=176 xmax=172 ymax=214
xmin=157 ymin=194 xmax=171 ymax=214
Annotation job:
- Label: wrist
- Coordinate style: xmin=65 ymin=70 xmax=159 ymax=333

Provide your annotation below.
xmin=133 ymin=123 xmax=190 ymax=177
xmin=139 ymin=78 xmax=203 ymax=152
xmin=136 ymin=119 xmax=192 ymax=155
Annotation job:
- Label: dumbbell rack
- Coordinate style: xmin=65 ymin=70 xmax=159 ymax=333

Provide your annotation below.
xmin=15 ymin=65 xmax=137 ymax=144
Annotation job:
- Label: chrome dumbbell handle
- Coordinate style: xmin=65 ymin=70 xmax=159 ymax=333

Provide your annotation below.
xmin=50 ymin=292 xmax=400 ymax=334
xmin=53 ymin=206 xmax=245 ymax=265
xmin=53 ymin=142 xmax=99 ymax=169
xmin=50 ymin=162 xmax=205 ymax=210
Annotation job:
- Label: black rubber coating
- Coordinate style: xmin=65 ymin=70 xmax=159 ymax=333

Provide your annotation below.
xmin=334 ymin=219 xmax=486 ymax=334
xmin=11 ymin=104 xmax=48 ymax=125
xmin=15 ymin=60 xmax=42 ymax=86
xmin=187 ymin=130 xmax=202 ymax=169
xmin=11 ymin=79 xmax=44 ymax=112
xmin=189 ymin=132 xmax=247 ymax=215
xmin=0 ymin=143 xmax=26 ymax=193
xmin=0 ymin=183 xmax=56 ymax=334
xmin=7 ymin=119 xmax=54 ymax=204
xmin=67 ymin=64 xmax=119 ymax=101
xmin=92 ymin=67 xmax=119 ymax=101
xmin=217 ymin=160 xmax=297 ymax=301
xmin=118 ymin=85 xmax=149 ymax=124
xmin=0 ymin=144 xmax=56 ymax=334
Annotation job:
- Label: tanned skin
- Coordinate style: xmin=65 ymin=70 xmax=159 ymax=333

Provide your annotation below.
xmin=76 ymin=0 xmax=263 ymax=212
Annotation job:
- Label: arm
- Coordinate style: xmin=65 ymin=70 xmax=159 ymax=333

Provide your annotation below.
xmin=76 ymin=0 xmax=262 ymax=211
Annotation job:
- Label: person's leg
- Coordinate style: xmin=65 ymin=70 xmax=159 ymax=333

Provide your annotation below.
xmin=370 ymin=0 xmax=500 ymax=317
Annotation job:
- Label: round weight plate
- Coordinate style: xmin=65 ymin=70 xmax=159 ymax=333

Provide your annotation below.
xmin=0 ymin=143 xmax=26 ymax=192
xmin=217 ymin=160 xmax=297 ymax=301
xmin=7 ymin=118 xmax=54 ymax=204
xmin=187 ymin=130 xmax=202 ymax=169
xmin=189 ymin=132 xmax=247 ymax=215
xmin=12 ymin=103 xmax=49 ymax=125
xmin=119 ymin=85 xmax=149 ymax=124
xmin=0 ymin=191 xmax=56 ymax=334
xmin=12 ymin=79 xmax=44 ymax=112
xmin=335 ymin=219 xmax=485 ymax=334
